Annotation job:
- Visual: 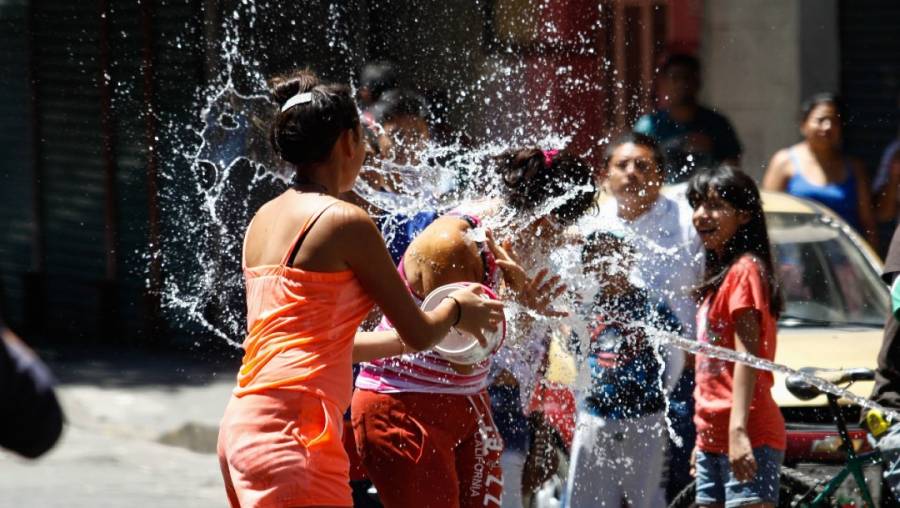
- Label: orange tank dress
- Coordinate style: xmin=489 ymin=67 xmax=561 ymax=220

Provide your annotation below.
xmin=217 ymin=200 xmax=374 ymax=508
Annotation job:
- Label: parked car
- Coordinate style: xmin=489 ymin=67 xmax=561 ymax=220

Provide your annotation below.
xmin=763 ymin=191 xmax=889 ymax=505
xmin=764 ymin=191 xmax=887 ymax=417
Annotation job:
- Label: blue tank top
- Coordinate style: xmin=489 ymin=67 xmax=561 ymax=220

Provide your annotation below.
xmin=785 ymin=148 xmax=861 ymax=232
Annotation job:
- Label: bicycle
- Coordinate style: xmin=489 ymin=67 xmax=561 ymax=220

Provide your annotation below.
xmin=669 ymin=367 xmax=889 ymax=508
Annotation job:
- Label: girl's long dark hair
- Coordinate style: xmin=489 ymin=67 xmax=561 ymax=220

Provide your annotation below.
xmin=491 ymin=148 xmax=597 ymax=224
xmin=269 ymin=69 xmax=359 ymax=169
xmin=687 ymin=165 xmax=783 ymax=317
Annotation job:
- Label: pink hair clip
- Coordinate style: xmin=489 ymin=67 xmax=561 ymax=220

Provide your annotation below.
xmin=542 ymin=149 xmax=559 ymax=168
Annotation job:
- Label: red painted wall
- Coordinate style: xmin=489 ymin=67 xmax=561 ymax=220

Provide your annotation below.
xmin=512 ymin=0 xmax=703 ymax=165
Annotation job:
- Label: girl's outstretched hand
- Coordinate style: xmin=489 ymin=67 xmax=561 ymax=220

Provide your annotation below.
xmin=689 ymin=446 xmax=697 ymax=477
xmin=485 ymin=230 xmax=567 ymax=317
xmin=524 ymin=268 xmax=568 ymax=317
xmin=485 ymin=229 xmax=528 ymax=292
xmin=448 ymin=284 xmax=504 ymax=348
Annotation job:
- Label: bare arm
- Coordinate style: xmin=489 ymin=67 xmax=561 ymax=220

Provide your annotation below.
xmin=875 ymin=155 xmax=900 ymax=222
xmin=875 ymin=179 xmax=900 ymax=223
xmin=352 ymin=329 xmax=407 ymax=363
xmin=730 ymin=307 xmax=762 ymax=482
xmin=336 ymin=206 xmax=502 ymax=353
xmin=761 ymin=149 xmax=791 ymax=192
xmin=852 ymin=161 xmax=879 ymax=249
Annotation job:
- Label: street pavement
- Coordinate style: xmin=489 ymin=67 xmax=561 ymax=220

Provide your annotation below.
xmin=0 ymin=345 xmax=239 ymax=507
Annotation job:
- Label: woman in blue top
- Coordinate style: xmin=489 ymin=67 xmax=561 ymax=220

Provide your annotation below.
xmin=762 ymin=93 xmax=877 ymax=248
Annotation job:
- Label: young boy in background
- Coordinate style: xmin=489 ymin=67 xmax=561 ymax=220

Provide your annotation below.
xmin=564 ymin=231 xmax=681 ymax=508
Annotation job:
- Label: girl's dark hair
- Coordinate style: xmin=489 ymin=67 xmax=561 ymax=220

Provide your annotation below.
xmin=660 ymin=53 xmax=701 ymax=76
xmin=687 ymin=165 xmax=783 ymax=317
xmin=799 ymin=92 xmax=844 ymax=123
xmin=371 ymin=88 xmax=428 ymax=124
xmin=492 ymin=148 xmax=597 ymax=224
xmin=581 ymin=231 xmax=633 ymax=264
xmin=269 ymin=69 xmax=359 ymax=168
xmin=602 ymin=131 xmax=665 ymax=173
xmin=359 ymin=61 xmax=398 ymax=102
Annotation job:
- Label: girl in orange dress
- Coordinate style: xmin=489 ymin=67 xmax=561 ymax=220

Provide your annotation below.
xmin=216 ymin=70 xmax=504 ymax=508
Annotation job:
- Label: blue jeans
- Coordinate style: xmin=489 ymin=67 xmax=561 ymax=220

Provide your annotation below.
xmin=695 ymin=446 xmax=784 ymax=507
xmin=667 ymin=369 xmax=696 ymax=501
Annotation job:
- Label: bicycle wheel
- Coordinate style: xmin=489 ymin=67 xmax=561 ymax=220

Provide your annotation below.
xmin=666 ymin=467 xmax=833 ymax=508
xmin=667 ymin=481 xmax=696 ymax=508
xmin=780 ymin=466 xmax=834 ymax=507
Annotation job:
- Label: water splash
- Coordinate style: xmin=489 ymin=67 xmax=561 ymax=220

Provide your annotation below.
xmin=157 ymin=0 xmax=594 ymax=345
xmin=154 ymin=4 xmax=893 ymax=500
xmin=650 ymin=329 xmax=900 ymax=422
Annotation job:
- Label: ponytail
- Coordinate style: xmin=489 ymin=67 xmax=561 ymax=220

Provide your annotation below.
xmin=268 ymin=69 xmax=359 ymax=168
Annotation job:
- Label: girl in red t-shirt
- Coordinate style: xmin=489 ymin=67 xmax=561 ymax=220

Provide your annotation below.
xmin=686 ymin=166 xmax=786 ymax=508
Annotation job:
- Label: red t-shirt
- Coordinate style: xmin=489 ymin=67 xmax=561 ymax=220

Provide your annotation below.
xmin=694 ymin=255 xmax=786 ymax=453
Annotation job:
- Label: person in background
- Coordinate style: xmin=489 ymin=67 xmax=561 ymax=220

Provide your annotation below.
xmin=579 ymin=132 xmax=703 ymax=501
xmin=358 ymin=61 xmax=398 ymax=113
xmin=563 ymin=230 xmax=681 ymax=508
xmin=353 ymin=88 xmax=441 ymax=264
xmin=861 ymin=222 xmax=900 ymax=504
xmin=371 ymin=88 xmax=431 ymax=167
xmin=0 ymin=280 xmax=64 ymax=458
xmin=875 ymin=148 xmax=900 ymax=253
xmin=688 ymin=165 xmax=786 ymax=508
xmin=480 ymin=150 xmax=598 ymax=508
xmin=634 ymin=54 xmax=742 ymax=183
xmin=873 ymin=145 xmax=900 ymax=224
xmin=872 ymin=92 xmax=900 ymax=252
xmin=762 ymin=93 xmax=878 ymax=249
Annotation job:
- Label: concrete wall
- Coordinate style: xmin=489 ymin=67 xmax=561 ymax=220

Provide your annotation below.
xmin=700 ymin=0 xmax=839 ymax=181
xmin=797 ymin=0 xmax=840 ymax=101
xmin=701 ymin=0 xmax=800 ymax=180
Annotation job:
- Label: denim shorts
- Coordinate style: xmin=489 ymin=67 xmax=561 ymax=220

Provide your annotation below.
xmin=695 ymin=446 xmax=784 ymax=507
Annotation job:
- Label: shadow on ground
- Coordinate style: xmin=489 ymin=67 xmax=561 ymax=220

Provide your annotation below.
xmin=37 ymin=343 xmax=242 ymax=388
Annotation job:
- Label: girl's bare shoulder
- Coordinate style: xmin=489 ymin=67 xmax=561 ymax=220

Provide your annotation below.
xmin=732 ymin=253 xmax=766 ymax=276
xmin=768 ymin=147 xmax=796 ymax=172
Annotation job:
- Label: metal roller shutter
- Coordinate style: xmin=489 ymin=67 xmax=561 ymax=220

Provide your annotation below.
xmin=0 ymin=1 xmax=33 ymax=328
xmin=839 ymin=0 xmax=900 ymax=172
xmin=31 ymin=1 xmax=107 ymax=339
xmin=9 ymin=0 xmax=206 ymax=343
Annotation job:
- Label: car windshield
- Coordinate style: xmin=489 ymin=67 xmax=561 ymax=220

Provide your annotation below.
xmin=767 ymin=212 xmax=889 ymax=327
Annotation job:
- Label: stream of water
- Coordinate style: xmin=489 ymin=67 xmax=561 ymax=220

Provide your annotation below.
xmin=157 ymin=4 xmax=893 ymax=490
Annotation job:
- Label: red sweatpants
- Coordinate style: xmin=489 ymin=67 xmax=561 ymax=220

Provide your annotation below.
xmin=351 ymin=389 xmax=504 ymax=508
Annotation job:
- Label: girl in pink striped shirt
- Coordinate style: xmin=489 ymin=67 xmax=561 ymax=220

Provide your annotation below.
xmin=351 ymin=148 xmax=597 ymax=508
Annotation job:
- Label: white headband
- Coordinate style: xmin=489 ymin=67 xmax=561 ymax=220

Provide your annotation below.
xmin=280 ymin=92 xmax=314 ymax=112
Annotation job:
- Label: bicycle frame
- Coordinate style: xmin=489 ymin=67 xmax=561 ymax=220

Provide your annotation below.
xmin=806 ymin=393 xmax=882 ymax=507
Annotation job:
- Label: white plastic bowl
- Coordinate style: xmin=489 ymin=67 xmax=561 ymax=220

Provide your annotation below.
xmin=420 ymin=282 xmax=506 ymax=365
